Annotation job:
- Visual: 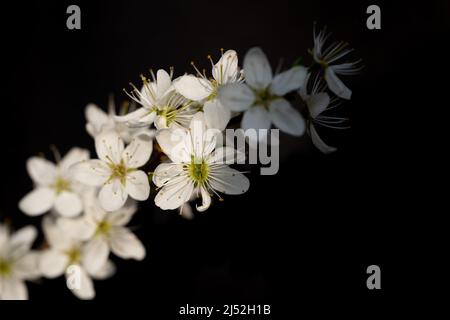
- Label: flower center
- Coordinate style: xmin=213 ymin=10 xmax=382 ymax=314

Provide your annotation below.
xmin=0 ymin=259 xmax=12 ymax=277
xmin=52 ymin=177 xmax=71 ymax=195
xmin=253 ymin=89 xmax=277 ymax=108
xmin=95 ymin=220 xmax=111 ymax=237
xmin=187 ymin=157 xmax=209 ymax=186
xmin=108 ymin=160 xmax=129 ymax=185
xmin=65 ymin=247 xmax=81 ymax=265
xmin=207 ymin=80 xmax=218 ymax=101
xmin=157 ymin=107 xmax=177 ymax=126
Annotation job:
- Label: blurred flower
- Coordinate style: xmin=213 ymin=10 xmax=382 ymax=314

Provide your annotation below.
xmin=300 ymin=74 xmax=349 ymax=153
xmin=0 ymin=225 xmax=40 ymax=300
xmin=19 ymin=148 xmax=89 ymax=217
xmin=73 ymin=131 xmax=152 ymax=211
xmin=174 ymin=49 xmax=243 ymax=131
xmin=116 ymin=69 xmax=195 ymax=130
xmin=153 ymin=112 xmax=249 ymax=211
xmin=85 ymin=95 xmax=154 ymax=143
xmin=39 ymin=216 xmax=115 ymax=300
xmin=218 ymin=47 xmax=307 ymax=139
xmin=57 ymin=194 xmax=145 ymax=274
xmin=311 ymin=25 xmax=362 ymax=100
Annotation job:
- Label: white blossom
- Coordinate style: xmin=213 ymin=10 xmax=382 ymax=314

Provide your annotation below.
xmin=39 ymin=216 xmax=115 ymax=300
xmin=19 ymin=148 xmax=89 ymax=217
xmin=73 ymin=130 xmax=152 ymax=212
xmin=218 ymin=47 xmax=307 ymax=140
xmin=153 ymin=112 xmax=249 ymax=211
xmin=56 ymin=192 xmax=145 ymax=274
xmin=311 ymin=25 xmax=362 ymax=100
xmin=85 ymin=96 xmax=154 ymax=143
xmin=300 ymin=74 xmax=348 ymax=153
xmin=0 ymin=225 xmax=40 ymax=300
xmin=174 ymin=50 xmax=243 ymax=131
xmin=116 ymin=69 xmax=196 ymax=130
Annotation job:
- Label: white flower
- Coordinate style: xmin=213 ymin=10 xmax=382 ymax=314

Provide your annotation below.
xmin=0 ymin=225 xmax=40 ymax=300
xmin=173 ymin=50 xmax=242 ymax=131
xmin=218 ymin=47 xmax=307 ymax=140
xmin=39 ymin=216 xmax=115 ymax=300
xmin=19 ymin=148 xmax=90 ymax=217
xmin=116 ymin=69 xmax=195 ymax=130
xmin=85 ymin=95 xmax=155 ymax=143
xmin=56 ymin=193 xmax=145 ymax=274
xmin=311 ymin=25 xmax=362 ymax=100
xmin=73 ymin=130 xmax=152 ymax=212
xmin=300 ymin=74 xmax=348 ymax=153
xmin=153 ymin=112 xmax=249 ymax=211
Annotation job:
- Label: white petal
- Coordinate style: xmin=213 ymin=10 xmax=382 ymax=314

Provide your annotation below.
xmin=10 ymin=226 xmax=37 ymax=250
xmin=212 ymin=50 xmax=239 ymax=84
xmin=325 ymin=67 xmax=352 ymax=100
xmin=217 ymin=83 xmax=254 ymax=112
xmin=196 ymin=187 xmax=211 ymax=212
xmin=203 ymin=99 xmax=231 ymax=131
xmin=122 ymin=134 xmax=153 ymax=168
xmin=309 ymin=123 xmax=337 ymax=154
xmin=153 ymin=163 xmax=184 ymax=187
xmin=208 ymin=146 xmax=245 ymax=165
xmin=19 ymin=187 xmax=55 ymax=216
xmin=173 ymin=75 xmax=212 ymax=101
xmin=109 ymin=227 xmax=146 ymax=260
xmin=54 ymin=191 xmax=83 ymax=217
xmin=209 ymin=165 xmax=250 ymax=195
xmin=26 ymin=157 xmax=57 ymax=186
xmin=106 ymin=199 xmax=137 ymax=226
xmin=156 ymin=69 xmax=172 ymax=97
xmin=180 ymin=203 xmax=194 ymax=220
xmin=124 ymin=170 xmax=150 ymax=201
xmin=13 ymin=252 xmax=40 ymax=280
xmin=243 ymin=47 xmax=272 ymax=90
xmin=306 ymin=92 xmax=330 ymax=118
xmin=58 ymin=148 xmax=90 ymax=173
xmin=1 ymin=278 xmax=28 ymax=300
xmin=90 ymin=260 xmax=116 ymax=280
xmin=82 ymin=237 xmax=110 ymax=275
xmin=154 ymin=176 xmax=194 ymax=210
xmin=189 ymin=112 xmax=216 ymax=158
xmin=72 ymin=160 xmax=110 ymax=186
xmin=57 ymin=216 xmax=96 ymax=241
xmin=39 ymin=250 xmax=68 ymax=278
xmin=66 ymin=266 xmax=95 ymax=300
xmin=0 ymin=225 xmax=8 ymax=254
xmin=268 ymin=98 xmax=305 ymax=136
xmin=42 ymin=216 xmax=73 ymax=251
xmin=241 ymin=106 xmax=271 ymax=132
xmin=155 ymin=128 xmax=189 ymax=163
xmin=85 ymin=103 xmax=109 ymax=134
xmin=270 ymin=66 xmax=307 ymax=96
xmin=99 ymin=180 xmax=128 ymax=212
xmin=114 ymin=107 xmax=156 ymax=126
xmin=95 ymin=130 xmax=124 ymax=164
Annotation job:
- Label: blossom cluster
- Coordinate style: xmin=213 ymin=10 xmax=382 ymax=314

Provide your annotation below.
xmin=0 ymin=26 xmax=360 ymax=299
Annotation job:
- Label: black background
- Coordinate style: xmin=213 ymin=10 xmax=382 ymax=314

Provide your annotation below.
xmin=0 ymin=0 xmax=446 ymax=317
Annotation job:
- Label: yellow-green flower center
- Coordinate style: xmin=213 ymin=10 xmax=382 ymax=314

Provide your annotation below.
xmin=157 ymin=107 xmax=178 ymax=126
xmin=187 ymin=157 xmax=210 ymax=187
xmin=66 ymin=247 xmax=81 ymax=265
xmin=95 ymin=220 xmax=111 ymax=237
xmin=52 ymin=177 xmax=71 ymax=195
xmin=108 ymin=160 xmax=130 ymax=185
xmin=207 ymin=80 xmax=218 ymax=101
xmin=253 ymin=89 xmax=278 ymax=108
xmin=0 ymin=259 xmax=12 ymax=277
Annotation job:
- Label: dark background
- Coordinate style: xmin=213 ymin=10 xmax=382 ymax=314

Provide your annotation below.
xmin=0 ymin=0 xmax=446 ymax=317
